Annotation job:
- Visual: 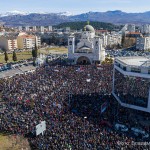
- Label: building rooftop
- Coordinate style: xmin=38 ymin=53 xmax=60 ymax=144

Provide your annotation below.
xmin=20 ymin=35 xmax=35 ymax=38
xmin=95 ymin=30 xmax=108 ymax=32
xmin=126 ymin=32 xmax=141 ymax=35
xmin=116 ymin=56 xmax=150 ymax=67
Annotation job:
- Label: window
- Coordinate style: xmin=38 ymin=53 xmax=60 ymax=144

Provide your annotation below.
xmin=131 ymin=67 xmax=141 ymax=73
xmin=123 ymin=66 xmax=126 ymax=71
xmin=95 ymin=41 xmax=98 ymax=45
xmin=69 ymin=41 xmax=72 ymax=45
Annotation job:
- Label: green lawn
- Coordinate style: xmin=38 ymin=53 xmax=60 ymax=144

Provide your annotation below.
xmin=40 ymin=46 xmax=68 ymax=54
xmin=0 ymin=51 xmax=32 ymax=64
xmin=0 ymin=47 xmax=68 ymax=64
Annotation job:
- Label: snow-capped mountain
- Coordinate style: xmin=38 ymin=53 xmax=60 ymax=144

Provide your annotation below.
xmin=0 ymin=10 xmax=73 ymax=17
xmin=0 ymin=10 xmax=30 ymax=17
xmin=57 ymin=11 xmax=73 ymax=16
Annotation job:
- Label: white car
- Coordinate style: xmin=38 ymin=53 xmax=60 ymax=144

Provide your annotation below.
xmin=131 ymin=127 xmax=149 ymax=138
xmin=115 ymin=123 xmax=128 ymax=132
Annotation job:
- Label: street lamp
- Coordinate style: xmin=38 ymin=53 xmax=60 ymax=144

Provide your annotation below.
xmin=84 ymin=116 xmax=87 ymax=150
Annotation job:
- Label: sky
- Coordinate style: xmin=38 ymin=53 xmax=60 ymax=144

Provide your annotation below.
xmin=1 ymin=0 xmax=150 ymax=14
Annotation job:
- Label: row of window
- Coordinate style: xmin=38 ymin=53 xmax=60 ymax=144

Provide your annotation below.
xmin=115 ymin=62 xmax=150 ymax=74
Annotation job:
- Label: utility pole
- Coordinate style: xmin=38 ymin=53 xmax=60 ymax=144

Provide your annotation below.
xmin=84 ymin=116 xmax=87 ymax=150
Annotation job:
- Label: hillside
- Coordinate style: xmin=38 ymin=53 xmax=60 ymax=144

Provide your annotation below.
xmin=54 ymin=21 xmax=118 ymax=30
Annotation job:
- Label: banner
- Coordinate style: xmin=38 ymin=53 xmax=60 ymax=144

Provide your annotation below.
xmin=36 ymin=121 xmax=46 ymax=136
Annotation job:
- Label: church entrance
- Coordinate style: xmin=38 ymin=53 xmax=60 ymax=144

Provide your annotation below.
xmin=77 ymin=56 xmax=91 ymax=65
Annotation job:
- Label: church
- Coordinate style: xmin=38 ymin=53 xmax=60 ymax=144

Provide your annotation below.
xmin=68 ymin=24 xmax=105 ymax=65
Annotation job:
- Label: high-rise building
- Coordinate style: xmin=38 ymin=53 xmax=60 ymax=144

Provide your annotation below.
xmin=33 ymin=26 xmax=37 ymax=31
xmin=48 ymin=26 xmax=52 ymax=31
xmin=65 ymin=27 xmax=70 ymax=32
xmin=136 ymin=37 xmax=150 ymax=50
xmin=127 ymin=24 xmax=135 ymax=32
xmin=40 ymin=26 xmax=44 ymax=32
xmin=18 ymin=26 xmax=23 ymax=31
xmin=25 ymin=26 xmax=30 ymax=32
xmin=141 ymin=24 xmax=150 ymax=34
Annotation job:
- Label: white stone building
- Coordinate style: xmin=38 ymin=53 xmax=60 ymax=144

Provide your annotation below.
xmin=68 ymin=25 xmax=105 ymax=65
xmin=136 ymin=37 xmax=150 ymax=50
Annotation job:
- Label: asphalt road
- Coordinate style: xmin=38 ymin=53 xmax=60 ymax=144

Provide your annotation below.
xmin=0 ymin=65 xmax=36 ymax=79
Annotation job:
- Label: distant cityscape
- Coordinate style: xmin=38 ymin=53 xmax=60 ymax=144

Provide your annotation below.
xmin=1 ymin=23 xmax=150 ymax=51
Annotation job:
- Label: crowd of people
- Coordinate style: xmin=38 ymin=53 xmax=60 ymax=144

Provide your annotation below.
xmin=114 ymin=70 xmax=149 ymax=107
xmin=0 ymin=63 xmax=150 ymax=149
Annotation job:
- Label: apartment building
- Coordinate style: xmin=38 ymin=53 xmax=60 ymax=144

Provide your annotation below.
xmin=33 ymin=26 xmax=37 ymax=32
xmin=136 ymin=37 xmax=150 ymax=50
xmin=0 ymin=35 xmax=18 ymax=51
xmin=25 ymin=26 xmax=30 ymax=32
xmin=141 ymin=24 xmax=150 ymax=34
xmin=17 ymin=33 xmax=41 ymax=49
xmin=18 ymin=26 xmax=23 ymax=31
xmin=48 ymin=26 xmax=53 ymax=32
xmin=107 ymin=34 xmax=122 ymax=46
xmin=40 ymin=26 xmax=45 ymax=32
xmin=127 ymin=24 xmax=135 ymax=32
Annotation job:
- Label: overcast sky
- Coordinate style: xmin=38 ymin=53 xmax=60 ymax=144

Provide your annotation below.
xmin=1 ymin=0 xmax=150 ymax=14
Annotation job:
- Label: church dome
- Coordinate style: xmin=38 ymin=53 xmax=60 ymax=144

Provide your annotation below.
xmin=84 ymin=25 xmax=95 ymax=32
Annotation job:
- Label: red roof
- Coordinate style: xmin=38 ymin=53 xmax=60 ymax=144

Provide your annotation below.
xmin=96 ymin=30 xmax=108 ymax=32
xmin=127 ymin=32 xmax=141 ymax=35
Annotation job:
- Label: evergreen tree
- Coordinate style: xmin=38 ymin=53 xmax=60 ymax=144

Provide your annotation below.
xmin=4 ymin=51 xmax=9 ymax=63
xmin=32 ymin=47 xmax=35 ymax=58
xmin=121 ymin=33 xmax=126 ymax=47
xmin=34 ymin=42 xmax=38 ymax=58
xmin=12 ymin=50 xmax=17 ymax=62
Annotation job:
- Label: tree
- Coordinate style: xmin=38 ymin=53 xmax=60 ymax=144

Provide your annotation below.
xmin=12 ymin=50 xmax=17 ymax=62
xmin=34 ymin=42 xmax=38 ymax=58
xmin=4 ymin=51 xmax=9 ymax=63
xmin=32 ymin=42 xmax=38 ymax=58
xmin=32 ymin=47 xmax=35 ymax=58
xmin=121 ymin=33 xmax=126 ymax=47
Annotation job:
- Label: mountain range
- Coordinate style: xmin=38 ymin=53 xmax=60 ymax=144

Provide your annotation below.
xmin=0 ymin=10 xmax=150 ymax=26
